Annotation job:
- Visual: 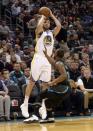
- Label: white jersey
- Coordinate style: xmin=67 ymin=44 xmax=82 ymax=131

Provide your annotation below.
xmin=35 ymin=30 xmax=54 ymax=57
xmin=31 ymin=30 xmax=54 ymax=82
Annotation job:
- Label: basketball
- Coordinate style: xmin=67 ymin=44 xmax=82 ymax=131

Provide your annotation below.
xmin=39 ymin=7 xmax=50 ymax=17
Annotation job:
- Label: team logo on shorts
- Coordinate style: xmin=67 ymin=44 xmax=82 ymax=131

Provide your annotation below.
xmin=43 ymin=35 xmax=52 ymax=46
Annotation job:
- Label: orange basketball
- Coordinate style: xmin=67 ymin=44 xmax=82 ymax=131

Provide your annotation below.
xmin=39 ymin=7 xmax=50 ymax=17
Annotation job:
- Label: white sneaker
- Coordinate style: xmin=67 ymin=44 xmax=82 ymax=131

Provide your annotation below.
xmin=39 ymin=99 xmax=47 ymax=120
xmin=24 ymin=115 xmax=39 ymax=123
xmin=20 ymin=103 xmax=29 ymax=118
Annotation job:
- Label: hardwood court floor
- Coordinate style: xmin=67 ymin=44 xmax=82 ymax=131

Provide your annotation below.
xmin=0 ymin=117 xmax=93 ymax=131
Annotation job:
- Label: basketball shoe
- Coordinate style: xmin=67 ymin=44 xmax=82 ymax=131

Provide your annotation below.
xmin=39 ymin=99 xmax=47 ymax=120
xmin=20 ymin=103 xmax=29 ymax=118
xmin=23 ymin=115 xmax=39 ymax=123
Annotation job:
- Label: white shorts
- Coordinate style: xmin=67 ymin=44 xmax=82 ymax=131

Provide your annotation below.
xmin=30 ymin=54 xmax=51 ymax=82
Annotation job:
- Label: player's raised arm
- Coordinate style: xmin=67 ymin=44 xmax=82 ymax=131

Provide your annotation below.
xmin=35 ymin=15 xmax=46 ymax=35
xmin=50 ymin=10 xmax=61 ymax=37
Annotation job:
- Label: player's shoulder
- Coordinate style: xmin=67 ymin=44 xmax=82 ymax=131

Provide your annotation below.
xmin=36 ymin=31 xmax=43 ymax=39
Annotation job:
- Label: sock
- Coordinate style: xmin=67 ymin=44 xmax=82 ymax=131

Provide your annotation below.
xmin=24 ymin=96 xmax=29 ymax=104
xmin=34 ymin=106 xmax=40 ymax=117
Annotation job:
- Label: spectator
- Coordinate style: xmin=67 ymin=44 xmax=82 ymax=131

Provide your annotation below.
xmin=69 ymin=79 xmax=84 ymax=116
xmin=68 ymin=61 xmax=81 ymax=81
xmin=22 ymin=67 xmax=40 ymax=96
xmin=1 ymin=0 xmax=10 ymax=18
xmin=23 ymin=67 xmax=30 ymax=84
xmin=2 ymin=68 xmax=17 ymax=86
xmin=0 ymin=21 xmax=11 ymax=40
xmin=10 ymin=63 xmax=26 ymax=94
xmin=15 ymin=37 xmax=23 ymax=49
xmin=80 ymin=53 xmax=90 ymax=68
xmin=2 ymin=69 xmax=22 ymax=98
xmin=11 ymin=2 xmax=21 ymax=16
xmin=20 ymin=61 xmax=27 ymax=72
xmin=77 ymin=67 xmax=93 ymax=114
xmin=22 ymin=46 xmax=32 ymax=67
xmin=14 ymin=44 xmax=24 ymax=58
xmin=0 ymin=79 xmax=11 ymax=121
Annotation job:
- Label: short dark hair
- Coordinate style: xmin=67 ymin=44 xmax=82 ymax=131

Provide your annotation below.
xmin=2 ymin=69 xmax=9 ymax=74
xmin=56 ymin=49 xmax=64 ymax=58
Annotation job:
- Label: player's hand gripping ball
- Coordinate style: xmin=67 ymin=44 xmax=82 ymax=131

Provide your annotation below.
xmin=39 ymin=7 xmax=50 ymax=17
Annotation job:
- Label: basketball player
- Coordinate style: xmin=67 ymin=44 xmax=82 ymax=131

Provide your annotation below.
xmin=24 ymin=48 xmax=71 ymax=123
xmin=21 ymin=9 xmax=61 ymax=118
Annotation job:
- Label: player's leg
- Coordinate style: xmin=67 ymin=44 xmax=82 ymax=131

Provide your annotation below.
xmin=39 ymin=84 xmax=71 ymax=123
xmin=24 ymin=90 xmax=55 ymax=123
xmin=20 ymin=77 xmax=35 ymax=118
xmin=22 ymin=64 xmax=51 ymax=120
xmin=39 ymin=90 xmax=58 ymax=123
xmin=21 ymin=57 xmax=42 ymax=118
xmin=38 ymin=65 xmax=52 ymax=120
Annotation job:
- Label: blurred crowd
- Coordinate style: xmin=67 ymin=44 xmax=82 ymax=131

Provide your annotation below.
xmin=0 ymin=0 xmax=93 ymax=121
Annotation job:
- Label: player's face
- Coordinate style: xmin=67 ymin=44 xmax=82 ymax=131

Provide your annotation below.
xmin=43 ymin=19 xmax=50 ymax=30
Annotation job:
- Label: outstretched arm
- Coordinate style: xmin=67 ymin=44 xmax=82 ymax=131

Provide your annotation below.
xmin=35 ymin=15 xmax=46 ymax=36
xmin=43 ymin=48 xmax=67 ymax=86
xmin=50 ymin=10 xmax=61 ymax=37
xmin=43 ymin=47 xmax=56 ymax=68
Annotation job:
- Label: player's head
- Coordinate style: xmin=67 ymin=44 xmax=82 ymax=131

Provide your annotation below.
xmin=43 ymin=18 xmax=50 ymax=30
xmin=54 ymin=49 xmax=64 ymax=60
